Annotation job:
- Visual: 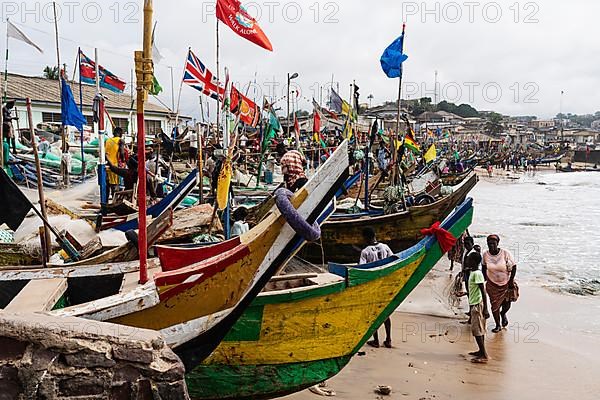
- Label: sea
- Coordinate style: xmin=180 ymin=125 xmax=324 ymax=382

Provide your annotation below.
xmin=470 ymin=170 xmax=600 ymax=297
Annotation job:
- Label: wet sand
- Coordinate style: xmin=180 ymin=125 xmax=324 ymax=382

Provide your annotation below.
xmin=284 ymin=261 xmax=600 ymax=400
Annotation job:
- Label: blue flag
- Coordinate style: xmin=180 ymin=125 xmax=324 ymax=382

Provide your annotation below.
xmin=380 ymin=27 xmax=408 ymax=79
xmin=61 ymin=77 xmax=87 ymax=132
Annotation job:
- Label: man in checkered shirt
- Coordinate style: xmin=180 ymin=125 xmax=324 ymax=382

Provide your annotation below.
xmin=277 ymin=143 xmax=308 ymax=192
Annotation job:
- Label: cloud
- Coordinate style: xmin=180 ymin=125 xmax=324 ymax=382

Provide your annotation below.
xmin=2 ymin=0 xmax=599 ymax=120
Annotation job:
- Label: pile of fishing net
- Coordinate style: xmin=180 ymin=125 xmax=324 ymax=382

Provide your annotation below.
xmin=383 ymin=186 xmax=406 ymax=215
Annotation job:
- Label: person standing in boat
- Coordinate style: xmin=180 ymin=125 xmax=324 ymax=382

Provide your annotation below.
xmin=482 ymin=234 xmax=518 ymax=333
xmin=361 ymin=227 xmax=394 ymax=349
xmin=105 ymin=127 xmax=125 ymax=198
xmin=277 ymin=142 xmax=307 ymax=192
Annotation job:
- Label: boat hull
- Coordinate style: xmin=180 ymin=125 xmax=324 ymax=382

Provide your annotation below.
xmin=300 ymin=173 xmax=477 ymax=263
xmin=185 ymin=199 xmax=474 ymax=400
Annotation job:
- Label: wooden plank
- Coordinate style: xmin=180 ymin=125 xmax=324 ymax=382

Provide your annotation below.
xmin=5 ymin=278 xmax=67 ymax=312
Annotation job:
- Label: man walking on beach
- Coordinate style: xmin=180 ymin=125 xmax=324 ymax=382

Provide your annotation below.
xmin=459 ymin=250 xmax=490 ymax=363
xmin=360 ymin=227 xmax=394 ymax=349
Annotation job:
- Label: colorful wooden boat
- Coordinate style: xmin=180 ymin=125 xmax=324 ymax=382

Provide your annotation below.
xmin=185 ymin=197 xmax=474 ymax=400
xmin=45 ymin=141 xmax=349 ymax=366
xmin=299 ymin=172 xmax=478 ymax=264
xmin=98 ymin=169 xmax=199 ymax=231
xmin=441 ymin=168 xmax=474 ymax=186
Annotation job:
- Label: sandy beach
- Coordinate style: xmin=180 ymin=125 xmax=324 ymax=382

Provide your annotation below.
xmin=284 ymin=260 xmax=600 ymax=400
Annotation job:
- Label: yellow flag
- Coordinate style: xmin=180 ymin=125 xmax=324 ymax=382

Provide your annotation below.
xmin=344 ymin=121 xmax=353 ymax=140
xmin=216 ymin=157 xmax=232 ymax=210
xmin=424 ymin=144 xmax=437 ymax=163
xmin=341 ymin=100 xmax=351 ymax=116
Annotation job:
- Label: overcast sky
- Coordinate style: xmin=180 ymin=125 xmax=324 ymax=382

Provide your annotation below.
xmin=2 ymin=0 xmax=599 ymax=121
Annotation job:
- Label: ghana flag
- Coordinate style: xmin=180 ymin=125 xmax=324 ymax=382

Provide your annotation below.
xmin=404 ymin=127 xmax=420 ymax=154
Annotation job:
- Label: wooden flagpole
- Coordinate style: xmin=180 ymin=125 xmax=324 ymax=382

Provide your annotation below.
xmin=26 ymin=97 xmax=52 ymax=262
xmin=134 ymin=0 xmax=153 ymax=284
xmin=392 ymin=22 xmax=407 ymax=187
xmin=52 ymin=2 xmax=69 ymax=187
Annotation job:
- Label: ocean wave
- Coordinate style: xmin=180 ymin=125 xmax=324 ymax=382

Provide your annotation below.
xmin=516 ymin=222 xmax=560 ymax=227
xmin=559 ymin=279 xmax=600 ymax=297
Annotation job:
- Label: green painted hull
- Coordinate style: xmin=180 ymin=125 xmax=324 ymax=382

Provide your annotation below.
xmin=185 ymin=203 xmax=474 ymax=400
xmin=186 ymin=356 xmax=352 ymax=400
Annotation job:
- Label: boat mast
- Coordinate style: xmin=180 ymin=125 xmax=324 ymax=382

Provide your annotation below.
xmin=134 ymin=0 xmax=154 ymax=284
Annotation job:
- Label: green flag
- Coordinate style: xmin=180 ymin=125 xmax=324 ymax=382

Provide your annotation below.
xmin=150 ymin=75 xmax=163 ymax=95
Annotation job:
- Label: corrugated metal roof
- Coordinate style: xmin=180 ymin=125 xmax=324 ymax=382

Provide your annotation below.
xmin=1 ymin=72 xmax=171 ymax=115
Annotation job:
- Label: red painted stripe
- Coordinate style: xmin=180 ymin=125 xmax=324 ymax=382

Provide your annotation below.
xmin=155 ymin=243 xmax=250 ymax=289
xmin=156 ymin=237 xmax=241 ymax=271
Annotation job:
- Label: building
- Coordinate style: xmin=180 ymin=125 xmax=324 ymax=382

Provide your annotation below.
xmin=1 ymin=73 xmax=191 ymax=138
xmin=530 ymin=119 xmax=555 ymax=130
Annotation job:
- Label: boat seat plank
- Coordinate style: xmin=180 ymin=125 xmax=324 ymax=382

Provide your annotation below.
xmin=5 ymin=278 xmax=68 ymax=312
xmin=120 ymin=265 xmax=161 ymax=294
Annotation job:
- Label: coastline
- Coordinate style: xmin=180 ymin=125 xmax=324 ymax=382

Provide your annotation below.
xmin=284 ymin=260 xmax=600 ymax=400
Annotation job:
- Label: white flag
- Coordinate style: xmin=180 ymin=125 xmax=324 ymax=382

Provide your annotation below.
xmin=7 ymin=21 xmax=44 ymax=54
xmin=152 ymin=42 xmax=163 ymax=64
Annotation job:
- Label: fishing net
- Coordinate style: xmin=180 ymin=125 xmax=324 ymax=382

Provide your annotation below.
xmin=444 ymin=272 xmax=465 ymax=309
xmin=383 ymin=186 xmax=405 ymax=214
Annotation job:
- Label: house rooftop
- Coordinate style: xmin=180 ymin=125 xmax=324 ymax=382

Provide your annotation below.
xmin=1 ymin=72 xmax=172 ymax=115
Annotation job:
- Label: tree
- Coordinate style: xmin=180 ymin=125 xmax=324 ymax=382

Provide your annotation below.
xmin=485 ymin=112 xmax=504 ymax=135
xmin=43 ymin=66 xmax=59 ymax=80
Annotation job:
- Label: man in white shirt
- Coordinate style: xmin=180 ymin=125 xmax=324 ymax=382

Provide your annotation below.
xmin=187 ymin=129 xmax=198 ymax=163
xmin=360 ymin=227 xmax=394 ymax=348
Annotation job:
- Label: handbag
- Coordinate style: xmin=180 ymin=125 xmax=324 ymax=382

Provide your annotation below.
xmin=507 ymin=281 xmax=519 ymax=302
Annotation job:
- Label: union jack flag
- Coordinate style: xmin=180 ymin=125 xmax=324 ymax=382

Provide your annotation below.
xmin=183 ymin=50 xmax=224 ymax=101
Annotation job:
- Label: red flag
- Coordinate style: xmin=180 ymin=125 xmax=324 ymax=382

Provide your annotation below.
xmin=313 ymin=110 xmax=321 ymax=134
xmin=294 ymin=116 xmax=300 ymax=135
xmin=231 ymin=85 xmax=260 ymax=127
xmin=216 ymin=0 xmax=273 ymax=51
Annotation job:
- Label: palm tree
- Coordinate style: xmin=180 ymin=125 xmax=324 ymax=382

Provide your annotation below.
xmin=43 ymin=66 xmax=59 ymax=80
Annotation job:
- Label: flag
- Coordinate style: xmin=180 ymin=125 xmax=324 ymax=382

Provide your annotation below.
xmin=423 ymin=144 xmax=437 ymax=163
xmin=152 ymin=42 xmax=163 ymax=64
xmin=216 ymin=158 xmax=232 ymax=210
xmin=61 ymin=77 xmax=87 ymax=133
xmin=79 ymin=50 xmax=126 ymax=93
xmin=230 ymin=85 xmax=260 ymax=127
xmin=216 ymin=0 xmax=273 ymax=51
xmin=312 ymin=100 xmax=323 ymax=135
xmin=0 ymin=168 xmax=33 ymax=231
xmin=183 ymin=49 xmax=224 ymax=101
xmin=380 ymin=24 xmax=408 ymax=79
xmin=330 ymin=88 xmax=343 ymax=114
xmin=404 ymin=132 xmax=420 ymax=154
xmin=343 ymin=119 xmax=353 ymax=141
xmin=7 ymin=20 xmax=43 ymax=53
xmin=294 ymin=116 xmax=300 ymax=137
xmin=261 ymin=111 xmax=280 ymax=153
xmin=150 ymin=75 xmax=163 ymax=95
xmin=313 ymin=109 xmax=321 ymax=135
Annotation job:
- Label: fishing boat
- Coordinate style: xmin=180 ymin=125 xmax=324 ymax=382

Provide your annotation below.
xmin=441 ymin=168 xmax=474 ymax=186
xmin=11 ymin=142 xmax=344 ymax=366
xmin=184 ymin=197 xmax=474 ymax=400
xmin=97 ymin=168 xmax=199 ymax=231
xmin=299 ymin=172 xmax=477 ymax=264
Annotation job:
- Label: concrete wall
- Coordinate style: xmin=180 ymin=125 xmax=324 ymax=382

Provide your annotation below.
xmin=0 ymin=312 xmax=188 ymax=399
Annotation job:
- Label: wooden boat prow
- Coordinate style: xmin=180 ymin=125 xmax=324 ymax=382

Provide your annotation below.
xmin=185 ymin=198 xmax=475 ymax=400
xmin=45 ymin=141 xmax=349 ymax=367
